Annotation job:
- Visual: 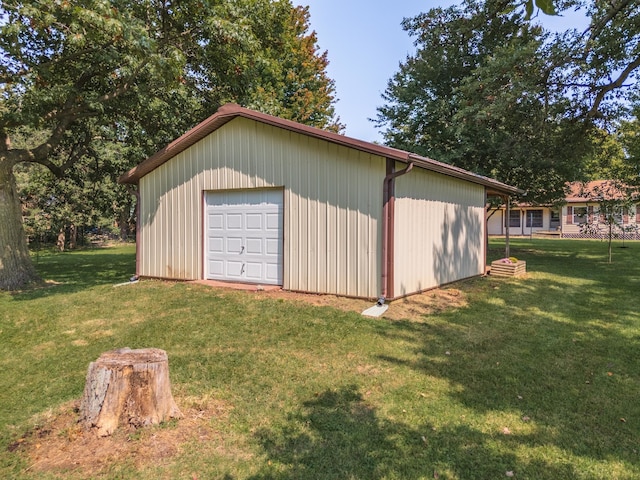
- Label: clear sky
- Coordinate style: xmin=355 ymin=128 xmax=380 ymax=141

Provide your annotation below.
xmin=293 ymin=0 xmax=589 ymax=143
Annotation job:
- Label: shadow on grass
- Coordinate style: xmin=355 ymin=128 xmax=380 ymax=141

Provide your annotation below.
xmin=250 ymin=386 xmax=578 ymax=479
xmin=13 ymin=246 xmax=136 ymax=299
xmin=374 ymin=273 xmax=640 ymax=475
xmin=252 ymin=240 xmax=640 ymax=478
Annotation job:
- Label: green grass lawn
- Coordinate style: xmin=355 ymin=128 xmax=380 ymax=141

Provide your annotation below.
xmin=1 ymin=239 xmax=639 ymax=479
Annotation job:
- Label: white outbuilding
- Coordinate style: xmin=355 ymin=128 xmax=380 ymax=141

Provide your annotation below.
xmin=119 ymin=104 xmax=520 ymax=300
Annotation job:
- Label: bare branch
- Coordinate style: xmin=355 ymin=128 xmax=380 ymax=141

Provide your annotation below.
xmin=588 ymin=54 xmax=640 ymax=117
xmin=585 ymin=0 xmax=633 ymax=46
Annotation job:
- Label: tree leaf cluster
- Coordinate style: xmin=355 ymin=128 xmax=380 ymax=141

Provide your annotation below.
xmin=0 ymin=0 xmax=341 ymax=289
xmin=376 ymin=0 xmax=640 ymax=204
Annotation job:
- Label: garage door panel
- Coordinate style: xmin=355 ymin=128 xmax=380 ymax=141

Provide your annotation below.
xmin=244 ymin=262 xmax=263 ymax=280
xmin=209 ymin=259 xmax=224 ymax=276
xmin=266 ymin=213 xmax=279 ymax=230
xmin=245 ymin=237 xmax=263 ymax=255
xmin=226 ymin=237 xmax=243 ymax=253
xmin=265 ymin=238 xmax=280 ymax=256
xmin=265 ymin=264 xmax=280 ymax=282
xmin=227 ymin=214 xmax=243 ymax=229
xmin=206 ymin=189 xmax=283 ymax=285
xmin=208 ymin=237 xmax=224 ymax=253
xmin=209 ymin=213 xmax=224 ymax=229
xmin=246 ymin=213 xmax=262 ymax=230
xmin=225 ymin=261 xmax=244 ymax=278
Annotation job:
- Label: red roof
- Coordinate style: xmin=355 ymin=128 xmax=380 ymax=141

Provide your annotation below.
xmin=565 ymin=180 xmax=631 ymax=203
xmin=118 ymin=103 xmax=522 ymax=195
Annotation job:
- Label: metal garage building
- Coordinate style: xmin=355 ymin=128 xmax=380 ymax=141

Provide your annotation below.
xmin=119 ymin=104 xmax=519 ymax=300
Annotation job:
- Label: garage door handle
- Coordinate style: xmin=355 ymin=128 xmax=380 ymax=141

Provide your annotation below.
xmin=241 ymin=264 xmax=245 ymax=274
xmin=240 ymin=246 xmax=245 ymax=254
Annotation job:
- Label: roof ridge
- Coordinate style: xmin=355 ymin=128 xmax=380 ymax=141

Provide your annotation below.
xmin=118 ymin=103 xmax=521 ymax=195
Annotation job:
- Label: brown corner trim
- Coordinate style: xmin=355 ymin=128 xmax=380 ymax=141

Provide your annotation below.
xmin=382 ymin=159 xmax=414 ymax=300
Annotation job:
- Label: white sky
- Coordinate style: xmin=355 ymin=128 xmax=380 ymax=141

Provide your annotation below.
xmin=293 ymin=0 xmax=589 ymax=143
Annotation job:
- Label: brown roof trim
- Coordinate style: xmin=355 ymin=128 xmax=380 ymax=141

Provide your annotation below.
xmin=118 ymin=103 xmax=522 ymax=195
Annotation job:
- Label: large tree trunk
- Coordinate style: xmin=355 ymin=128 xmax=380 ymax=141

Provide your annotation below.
xmin=80 ymin=348 xmax=182 ymax=437
xmin=0 ymin=159 xmax=40 ymax=290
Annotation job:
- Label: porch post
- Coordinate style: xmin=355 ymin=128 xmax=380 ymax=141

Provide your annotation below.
xmin=505 ymin=196 xmax=510 ymax=258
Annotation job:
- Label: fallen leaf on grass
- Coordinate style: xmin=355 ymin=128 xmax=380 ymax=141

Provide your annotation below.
xmin=506 ymin=471 xmax=514 ymax=477
xmin=502 ymin=427 xmax=511 ymax=435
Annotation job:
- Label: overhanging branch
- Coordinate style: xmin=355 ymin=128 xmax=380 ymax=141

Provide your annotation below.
xmin=588 ymin=54 xmax=640 ymax=117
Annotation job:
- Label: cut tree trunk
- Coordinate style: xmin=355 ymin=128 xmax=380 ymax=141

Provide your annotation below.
xmin=0 ymin=159 xmax=40 ymax=290
xmin=80 ymin=348 xmax=182 ymax=436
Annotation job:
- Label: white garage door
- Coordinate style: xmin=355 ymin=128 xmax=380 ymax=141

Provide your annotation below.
xmin=205 ymin=189 xmax=283 ymax=285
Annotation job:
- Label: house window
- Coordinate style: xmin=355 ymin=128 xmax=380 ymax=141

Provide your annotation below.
xmin=525 ymin=209 xmax=543 ymax=228
xmin=613 ymin=206 xmax=627 ymax=224
xmin=550 ymin=210 xmax=560 ymax=228
xmin=508 ymin=210 xmax=521 ymax=228
xmin=573 ymin=207 xmax=588 ymax=224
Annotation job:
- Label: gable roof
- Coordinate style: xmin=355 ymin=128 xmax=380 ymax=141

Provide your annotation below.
xmin=118 ymin=103 xmax=522 ymax=195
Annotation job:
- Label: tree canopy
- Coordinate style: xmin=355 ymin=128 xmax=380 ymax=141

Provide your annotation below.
xmin=376 ymin=0 xmax=640 ymax=204
xmin=0 ymin=0 xmax=340 ymax=290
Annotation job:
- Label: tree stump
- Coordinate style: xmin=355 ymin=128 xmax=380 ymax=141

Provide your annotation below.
xmin=80 ymin=348 xmax=182 ymax=436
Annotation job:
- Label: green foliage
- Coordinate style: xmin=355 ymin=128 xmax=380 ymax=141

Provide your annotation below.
xmin=1 ymin=0 xmax=341 ymax=284
xmin=376 ymin=0 xmax=593 ymax=203
xmin=531 ymin=0 xmax=557 ymax=16
xmin=618 ymin=111 xmax=640 ymax=184
xmin=582 ymin=129 xmax=628 ymax=181
xmin=376 ymin=0 xmax=640 ymax=204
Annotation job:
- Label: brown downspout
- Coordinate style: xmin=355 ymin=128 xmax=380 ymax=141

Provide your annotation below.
xmin=484 ymin=190 xmax=488 ymax=274
xmin=382 ymin=159 xmax=414 ymax=300
xmin=125 ymin=184 xmax=141 ymax=278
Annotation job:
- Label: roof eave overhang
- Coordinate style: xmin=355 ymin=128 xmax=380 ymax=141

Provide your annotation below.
xmin=406 ymin=154 xmax=524 ymax=196
xmin=118 ymin=103 xmax=523 ymax=197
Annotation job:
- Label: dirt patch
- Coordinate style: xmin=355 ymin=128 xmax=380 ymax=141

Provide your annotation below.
xmin=10 ymin=397 xmax=231 ymax=477
xmin=254 ymin=287 xmax=468 ymax=321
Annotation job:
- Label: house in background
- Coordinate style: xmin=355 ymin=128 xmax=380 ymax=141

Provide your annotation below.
xmin=487 ymin=204 xmax=560 ymax=237
xmin=119 ymin=104 xmax=520 ymax=300
xmin=488 ymin=180 xmax=640 ymax=239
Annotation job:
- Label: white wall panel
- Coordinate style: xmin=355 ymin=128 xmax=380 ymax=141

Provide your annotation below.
xmin=139 ymin=117 xmax=383 ymax=298
xmin=393 ymin=167 xmax=486 ymax=297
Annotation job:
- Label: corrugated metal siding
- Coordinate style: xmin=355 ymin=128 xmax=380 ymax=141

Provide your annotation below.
xmin=393 ymin=167 xmax=485 ymax=296
xmin=139 ymin=117 xmax=383 ymax=298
